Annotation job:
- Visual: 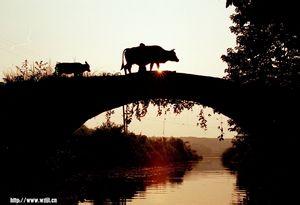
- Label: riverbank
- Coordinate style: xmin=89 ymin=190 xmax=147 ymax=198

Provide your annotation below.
xmin=60 ymin=124 xmax=201 ymax=171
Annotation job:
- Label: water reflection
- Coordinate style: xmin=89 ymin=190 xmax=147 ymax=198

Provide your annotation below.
xmin=71 ymin=158 xmax=247 ymax=205
xmin=234 ymin=165 xmax=298 ymax=205
xmin=67 ymin=163 xmax=192 ymax=204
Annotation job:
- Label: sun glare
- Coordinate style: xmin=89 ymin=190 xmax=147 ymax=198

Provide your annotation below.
xmin=155 ymin=69 xmax=165 ymax=77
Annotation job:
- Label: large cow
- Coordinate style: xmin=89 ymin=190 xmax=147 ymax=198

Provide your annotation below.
xmin=55 ymin=61 xmax=90 ymax=76
xmin=121 ymin=44 xmax=179 ymax=74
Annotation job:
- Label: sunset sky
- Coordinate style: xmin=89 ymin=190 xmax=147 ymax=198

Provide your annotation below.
xmin=0 ymin=0 xmax=236 ymax=138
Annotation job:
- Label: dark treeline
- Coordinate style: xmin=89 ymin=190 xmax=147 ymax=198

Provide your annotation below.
xmin=2 ymin=121 xmax=200 ymax=203
xmin=3 ymin=119 xmax=197 ymax=204
xmin=67 ymin=124 xmax=200 ymax=171
xmin=222 ymin=0 xmax=299 ymax=204
xmin=31 ymin=123 xmax=199 ymax=204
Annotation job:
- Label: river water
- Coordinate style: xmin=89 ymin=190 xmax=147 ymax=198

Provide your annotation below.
xmin=77 ymin=158 xmax=246 ymax=205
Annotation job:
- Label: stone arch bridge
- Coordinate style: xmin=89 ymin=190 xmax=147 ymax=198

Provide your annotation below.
xmin=0 ymin=71 xmax=297 ymax=148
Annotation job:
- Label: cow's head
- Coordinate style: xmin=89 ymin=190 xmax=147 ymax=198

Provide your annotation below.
xmin=84 ymin=61 xmax=91 ymax=72
xmin=168 ymin=49 xmax=179 ymax=62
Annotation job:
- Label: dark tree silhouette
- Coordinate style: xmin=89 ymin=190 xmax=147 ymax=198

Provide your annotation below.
xmin=221 ymin=2 xmax=300 ymax=204
xmin=222 ymin=0 xmax=299 ymax=87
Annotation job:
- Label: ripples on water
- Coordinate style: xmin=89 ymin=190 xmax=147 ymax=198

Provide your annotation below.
xmin=76 ymin=158 xmax=246 ymax=205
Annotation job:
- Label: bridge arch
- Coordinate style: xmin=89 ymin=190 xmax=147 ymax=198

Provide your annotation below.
xmin=71 ymin=72 xmax=244 ymax=132
xmin=1 ymin=71 xmax=289 ymax=143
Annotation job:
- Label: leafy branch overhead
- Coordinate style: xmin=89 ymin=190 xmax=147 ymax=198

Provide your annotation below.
xmin=109 ymin=99 xmax=226 ymax=139
xmin=223 ymin=0 xmax=299 ymax=87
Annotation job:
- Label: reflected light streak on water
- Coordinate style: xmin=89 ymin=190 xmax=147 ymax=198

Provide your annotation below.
xmin=78 ymin=158 xmax=246 ymax=205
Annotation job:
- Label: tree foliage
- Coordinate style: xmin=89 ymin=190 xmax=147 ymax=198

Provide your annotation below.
xmin=124 ymin=99 xmax=195 ymax=123
xmin=117 ymin=99 xmax=225 ymax=138
xmin=222 ymin=0 xmax=299 ymax=87
xmin=222 ymin=1 xmax=300 ymax=183
xmin=70 ymin=124 xmax=201 ymax=169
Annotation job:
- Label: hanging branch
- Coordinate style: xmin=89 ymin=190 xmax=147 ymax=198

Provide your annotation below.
xmin=197 ymin=108 xmax=207 ymax=131
xmin=217 ymin=118 xmax=225 ymax=141
xmin=105 ymin=110 xmax=115 ymax=127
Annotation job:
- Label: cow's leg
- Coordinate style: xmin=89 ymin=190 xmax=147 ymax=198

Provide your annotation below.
xmin=156 ymin=63 xmax=160 ymax=70
xmin=128 ymin=64 xmax=132 ymax=74
xmin=138 ymin=65 xmax=146 ymax=73
xmin=124 ymin=64 xmax=132 ymax=74
xmin=150 ymin=63 xmax=154 ymax=71
xmin=124 ymin=64 xmax=128 ymax=75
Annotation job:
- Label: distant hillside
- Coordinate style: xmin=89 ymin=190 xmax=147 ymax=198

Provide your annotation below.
xmin=180 ymin=137 xmax=233 ymax=157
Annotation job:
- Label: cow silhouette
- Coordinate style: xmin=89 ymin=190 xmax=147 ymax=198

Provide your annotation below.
xmin=121 ymin=44 xmax=179 ymax=74
xmin=55 ymin=61 xmax=90 ymax=77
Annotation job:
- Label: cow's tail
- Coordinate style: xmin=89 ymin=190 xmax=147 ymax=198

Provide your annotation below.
xmin=121 ymin=49 xmax=127 ymax=70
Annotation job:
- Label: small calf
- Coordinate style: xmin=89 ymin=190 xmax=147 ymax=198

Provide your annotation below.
xmin=55 ymin=61 xmax=90 ymax=76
